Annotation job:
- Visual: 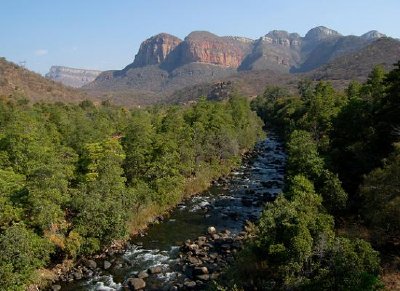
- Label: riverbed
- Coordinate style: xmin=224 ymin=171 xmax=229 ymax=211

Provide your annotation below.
xmin=58 ymin=133 xmax=286 ymax=290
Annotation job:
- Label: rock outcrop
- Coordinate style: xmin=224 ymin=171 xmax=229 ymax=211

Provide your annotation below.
xmin=304 ymin=26 xmax=342 ymax=41
xmin=46 ymin=66 xmax=102 ymax=88
xmin=160 ymin=31 xmax=253 ymax=70
xmin=239 ymin=30 xmax=303 ymax=71
xmin=131 ymin=33 xmax=182 ymax=68
xmin=178 ymin=31 xmax=252 ymax=68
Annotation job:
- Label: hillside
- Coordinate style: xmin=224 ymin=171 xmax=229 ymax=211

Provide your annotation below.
xmin=0 ymin=58 xmax=91 ymax=103
xmin=308 ymin=37 xmax=400 ymax=82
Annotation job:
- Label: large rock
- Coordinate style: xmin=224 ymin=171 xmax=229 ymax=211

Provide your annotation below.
xmin=127 ymin=278 xmax=146 ymax=290
xmin=207 ymin=226 xmax=217 ymax=235
xmin=103 ymin=260 xmax=112 ymax=270
xmin=148 ymin=265 xmax=163 ymax=274
xmin=85 ymin=259 xmax=97 ymax=270
xmin=137 ymin=270 xmax=149 ymax=279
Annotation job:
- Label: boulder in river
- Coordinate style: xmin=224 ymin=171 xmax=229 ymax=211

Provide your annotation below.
xmin=127 ymin=277 xmax=146 ymax=290
xmin=148 ymin=265 xmax=163 ymax=274
xmin=85 ymin=259 xmax=97 ymax=270
xmin=207 ymin=226 xmax=217 ymax=234
xmin=103 ymin=260 xmax=112 ymax=270
xmin=184 ymin=280 xmax=197 ymax=288
xmin=137 ymin=270 xmax=149 ymax=279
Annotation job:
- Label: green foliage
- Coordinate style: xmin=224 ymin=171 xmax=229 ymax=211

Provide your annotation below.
xmin=306 ymin=237 xmax=381 ymax=291
xmin=0 ymin=224 xmax=53 ymax=290
xmin=247 ymin=68 xmax=396 ymax=290
xmin=0 ymin=96 xmax=263 ymax=288
xmin=360 ymin=144 xmax=400 ymax=243
xmin=257 ymin=175 xmax=334 ymax=287
xmin=246 ymin=174 xmax=378 ymax=290
xmin=286 ymin=130 xmax=325 ymax=180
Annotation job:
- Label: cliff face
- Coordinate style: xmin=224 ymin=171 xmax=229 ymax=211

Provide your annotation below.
xmin=131 ymin=33 xmax=182 ymax=67
xmin=159 ymin=31 xmax=253 ymax=71
xmin=45 ymin=66 xmax=102 ymax=88
xmin=239 ymin=30 xmax=303 ymax=71
xmin=177 ymin=31 xmax=252 ymax=68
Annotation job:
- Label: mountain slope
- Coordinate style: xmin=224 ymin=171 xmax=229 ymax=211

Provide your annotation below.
xmin=308 ymin=37 xmax=400 ymax=81
xmin=0 ymin=58 xmax=90 ymax=103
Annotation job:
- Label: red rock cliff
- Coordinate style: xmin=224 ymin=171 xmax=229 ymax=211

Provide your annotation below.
xmin=167 ymin=31 xmax=253 ymax=69
xmin=132 ymin=33 xmax=182 ymax=67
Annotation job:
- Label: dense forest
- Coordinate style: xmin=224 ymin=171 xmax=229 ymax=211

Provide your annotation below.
xmin=218 ymin=62 xmax=400 ymax=289
xmin=1 ymin=60 xmax=400 ymax=290
xmin=0 ymin=95 xmax=264 ymax=290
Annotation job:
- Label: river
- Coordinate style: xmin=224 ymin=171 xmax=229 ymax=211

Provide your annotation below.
xmin=58 ymin=133 xmax=286 ymax=290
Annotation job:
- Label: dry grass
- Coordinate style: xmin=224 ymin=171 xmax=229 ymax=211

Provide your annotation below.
xmin=127 ymin=162 xmax=236 ymax=235
xmin=381 ymin=271 xmax=400 ymax=291
xmin=29 ymin=259 xmax=74 ymax=290
xmin=0 ymin=57 xmax=93 ymax=103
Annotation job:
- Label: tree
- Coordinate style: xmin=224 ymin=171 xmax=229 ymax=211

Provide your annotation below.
xmin=286 ymin=130 xmax=324 ymax=180
xmin=360 ymin=144 xmax=400 ymax=243
xmin=72 ymin=138 xmax=130 ymax=253
xmin=0 ymin=223 xmax=53 ymax=290
xmin=257 ymin=175 xmax=334 ymax=288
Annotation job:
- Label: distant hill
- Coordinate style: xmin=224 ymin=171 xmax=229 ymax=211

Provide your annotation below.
xmin=45 ymin=66 xmax=102 ymax=88
xmin=307 ymin=37 xmax=400 ymax=82
xmin=84 ymin=26 xmax=396 ymax=105
xmin=0 ymin=58 xmax=91 ymax=103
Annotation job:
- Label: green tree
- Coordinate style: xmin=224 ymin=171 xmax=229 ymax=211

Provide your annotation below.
xmin=257 ymin=175 xmax=334 ymax=288
xmin=72 ymin=138 xmax=130 ymax=253
xmin=0 ymin=223 xmax=53 ymax=290
xmin=286 ymin=130 xmax=324 ymax=180
xmin=360 ymin=144 xmax=400 ymax=243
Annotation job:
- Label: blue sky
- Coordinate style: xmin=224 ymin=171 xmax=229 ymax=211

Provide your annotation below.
xmin=1 ymin=0 xmax=399 ymax=75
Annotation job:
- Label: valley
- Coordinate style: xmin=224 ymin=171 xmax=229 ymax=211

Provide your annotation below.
xmin=0 ymin=10 xmax=399 ymax=290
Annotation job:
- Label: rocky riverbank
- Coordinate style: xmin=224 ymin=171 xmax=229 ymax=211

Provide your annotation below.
xmin=53 ymin=134 xmax=286 ymax=291
xmin=120 ymin=226 xmax=252 ymax=290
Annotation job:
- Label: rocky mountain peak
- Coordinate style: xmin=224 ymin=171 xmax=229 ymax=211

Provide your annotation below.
xmin=185 ymin=31 xmax=219 ymax=40
xmin=261 ymin=30 xmax=301 ymax=47
xmin=305 ymin=26 xmax=341 ymax=41
xmin=266 ymin=30 xmax=290 ymax=38
xmin=132 ymin=33 xmax=182 ymax=68
xmin=361 ymin=30 xmax=386 ymax=40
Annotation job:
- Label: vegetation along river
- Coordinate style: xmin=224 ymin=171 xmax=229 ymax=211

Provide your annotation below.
xmin=58 ymin=133 xmax=286 ymax=290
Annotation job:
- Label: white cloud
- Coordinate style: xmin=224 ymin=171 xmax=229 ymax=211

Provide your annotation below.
xmin=34 ymin=49 xmax=48 ymax=56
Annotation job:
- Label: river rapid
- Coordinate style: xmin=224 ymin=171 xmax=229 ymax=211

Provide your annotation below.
xmin=58 ymin=133 xmax=286 ymax=291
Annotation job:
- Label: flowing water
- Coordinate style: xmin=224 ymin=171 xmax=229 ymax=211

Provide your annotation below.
xmin=59 ymin=133 xmax=286 ymax=290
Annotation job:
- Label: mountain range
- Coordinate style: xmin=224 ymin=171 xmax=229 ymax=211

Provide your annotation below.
xmin=4 ymin=26 xmax=400 ymax=106
xmin=75 ymin=26 xmax=398 ymax=105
